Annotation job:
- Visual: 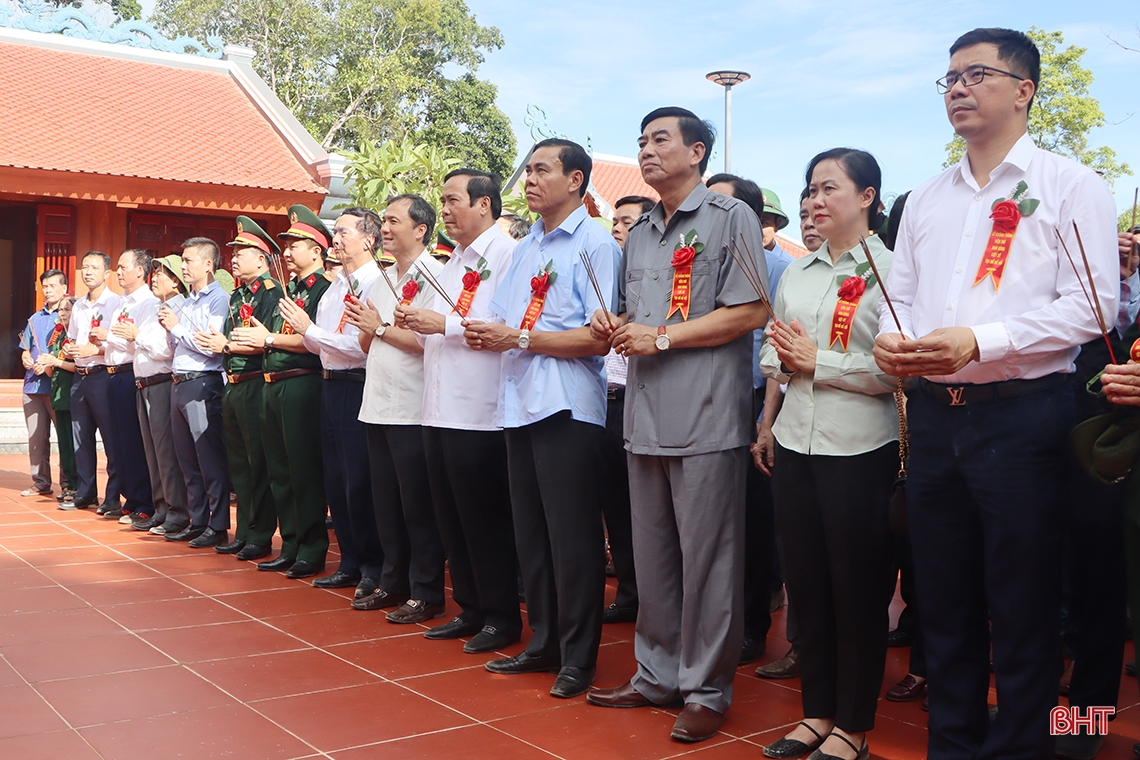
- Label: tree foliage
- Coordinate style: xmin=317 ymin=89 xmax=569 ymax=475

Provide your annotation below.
xmin=943 ymin=27 xmax=1131 ymax=186
xmin=342 ymin=137 xmax=462 ymax=235
xmin=150 ymin=0 xmax=515 ymax=174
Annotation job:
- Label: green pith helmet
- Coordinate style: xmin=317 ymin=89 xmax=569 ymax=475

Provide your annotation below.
xmin=228 ymin=215 xmax=281 ymax=257
xmin=214 ymin=269 xmax=235 ymax=294
xmin=759 ymin=188 xmax=790 ymax=231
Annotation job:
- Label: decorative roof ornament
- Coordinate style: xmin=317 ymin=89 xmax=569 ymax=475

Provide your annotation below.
xmin=524 ymin=104 xmax=563 ymax=143
xmin=0 ymin=0 xmax=224 ymax=58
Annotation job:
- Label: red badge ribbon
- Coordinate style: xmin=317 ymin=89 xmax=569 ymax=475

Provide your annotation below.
xmin=456 ymin=271 xmax=481 ymax=317
xmin=336 ymin=278 xmax=361 ymax=334
xmin=47 ymin=323 xmax=64 ymax=347
xmin=668 ymin=231 xmax=704 ymax=320
xmin=973 ymin=200 xmax=1021 ymax=290
xmin=829 ymin=276 xmax=867 ymax=351
xmin=519 ymin=267 xmax=554 ymax=330
xmin=399 ymin=277 xmax=421 ymax=307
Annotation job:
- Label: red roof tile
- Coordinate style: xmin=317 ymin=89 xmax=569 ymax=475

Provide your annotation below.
xmin=0 ymin=40 xmax=324 ymax=194
xmin=590 ymin=155 xmax=658 ymax=209
xmin=775 ymin=233 xmax=811 ymax=258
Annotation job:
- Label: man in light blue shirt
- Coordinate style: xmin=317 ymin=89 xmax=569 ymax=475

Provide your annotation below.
xmin=465 ymin=138 xmax=620 ymax=700
xmin=158 ymin=237 xmax=231 ymax=545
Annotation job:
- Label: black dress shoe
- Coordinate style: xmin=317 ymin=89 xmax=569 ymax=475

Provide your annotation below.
xmin=354 ymin=577 xmax=380 ymax=599
xmin=165 ymin=524 xmax=207 ymax=542
xmin=1054 ymin=733 xmax=1105 ymax=760
xmin=351 ymin=589 xmax=409 ymax=611
xmin=463 ymin=624 xmax=520 ymax=654
xmin=285 ymin=560 xmax=325 ymax=579
xmin=550 ymin=666 xmax=595 ymax=698
xmin=188 ymin=528 xmax=227 ymax=548
xmin=235 ymin=544 xmax=270 ymax=561
xmin=601 ymin=602 xmax=638 ymax=624
xmin=95 ymin=501 xmax=120 ymax=516
xmin=257 ymin=555 xmax=296 ymax=572
xmin=59 ymin=498 xmax=98 ymax=511
xmin=214 ymin=538 xmax=246 ymax=555
xmin=425 ymin=616 xmax=484 ymax=640
xmin=763 ymin=721 xmax=825 ymax=758
xmin=131 ymin=515 xmax=163 ymax=531
xmin=740 ymin=637 xmax=765 ymax=665
xmin=485 ymin=651 xmax=560 ymax=675
xmin=886 ymin=626 xmax=914 ymax=647
xmin=1127 ymin=661 xmax=1136 ymax=678
xmin=312 ymin=570 xmax=361 ymax=589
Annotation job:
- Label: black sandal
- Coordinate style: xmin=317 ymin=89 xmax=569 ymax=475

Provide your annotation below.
xmin=808 ymin=731 xmax=869 ymax=760
xmin=763 ymin=721 xmax=825 ymax=758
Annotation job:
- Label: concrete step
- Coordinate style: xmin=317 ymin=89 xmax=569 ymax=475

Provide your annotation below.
xmin=0 ymin=402 xmax=103 ymax=455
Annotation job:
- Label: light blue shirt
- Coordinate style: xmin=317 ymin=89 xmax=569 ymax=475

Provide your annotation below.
xmin=169 ymin=280 xmax=229 ymax=373
xmin=752 ymin=242 xmax=795 ymax=392
xmin=489 ymin=204 xmax=621 ymax=429
xmin=1118 ymin=270 xmax=1140 ymax=336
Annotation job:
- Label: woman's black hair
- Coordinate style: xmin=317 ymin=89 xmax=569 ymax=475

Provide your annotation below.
xmin=804 ymin=148 xmax=886 ymax=231
xmin=883 ymin=191 xmax=911 ymax=251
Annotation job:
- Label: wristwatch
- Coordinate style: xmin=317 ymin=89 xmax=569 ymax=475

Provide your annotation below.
xmin=517 ymin=328 xmax=531 ymax=350
xmin=222 ymin=342 xmax=232 ymax=355
xmin=374 ymin=323 xmax=388 ymax=339
xmin=655 ymin=325 xmax=671 ymax=351
xmin=265 ymin=334 xmax=275 ymax=347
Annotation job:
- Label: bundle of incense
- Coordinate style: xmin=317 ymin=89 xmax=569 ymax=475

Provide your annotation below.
xmin=166 ymin=299 xmax=205 ymax=334
xmin=858 ymin=236 xmax=903 ymax=334
xmin=413 ymin=262 xmax=459 ymax=314
xmin=1055 ymin=226 xmax=1117 ymax=365
xmin=725 ymin=233 xmax=772 ymax=313
xmin=377 ymin=261 xmax=401 ymax=300
xmin=579 ymin=252 xmax=616 ymax=330
xmin=26 ymin=315 xmax=43 ymax=355
xmin=1132 ymin=188 xmax=1138 ymax=232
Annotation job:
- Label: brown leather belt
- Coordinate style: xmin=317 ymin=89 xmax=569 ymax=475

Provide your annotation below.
xmin=918 ymin=374 xmax=1061 ymax=407
xmin=607 ymin=385 xmax=625 ymax=401
xmin=136 ymin=373 xmax=172 ymax=389
xmin=75 ymin=365 xmax=106 ymax=376
xmin=264 ymin=368 xmax=319 ymax=384
xmin=172 ymin=371 xmax=214 ymax=384
xmin=226 ymin=371 xmax=263 ymax=384
xmin=322 ymin=368 xmax=366 ymax=382
xmin=105 ymin=363 xmax=133 ymax=375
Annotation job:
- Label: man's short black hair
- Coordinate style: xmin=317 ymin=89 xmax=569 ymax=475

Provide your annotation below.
xmin=445 ymin=168 xmax=503 ymax=219
xmin=181 ymin=237 xmax=221 ymax=271
xmin=499 ymin=213 xmax=531 ymax=240
xmin=950 ymin=28 xmax=1040 ymax=110
xmin=533 ymin=138 xmax=592 ymax=198
xmin=82 ymin=250 xmax=111 ymax=270
xmin=614 ymin=195 xmax=656 ymax=216
xmin=640 ymin=107 xmax=717 ymax=175
xmin=40 ymin=268 xmax=67 ymax=289
xmin=705 ymin=174 xmax=765 ymax=219
xmin=386 ymin=194 xmax=437 ymax=247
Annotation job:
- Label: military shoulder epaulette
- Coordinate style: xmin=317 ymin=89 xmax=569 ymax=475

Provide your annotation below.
xmin=264 ymin=280 xmax=276 ymax=290
xmin=708 ymin=193 xmax=736 ymax=210
xmin=323 ymin=271 xmax=334 ymax=281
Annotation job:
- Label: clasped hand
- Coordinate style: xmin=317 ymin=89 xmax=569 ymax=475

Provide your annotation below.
xmin=767 ymin=318 xmax=817 ymax=373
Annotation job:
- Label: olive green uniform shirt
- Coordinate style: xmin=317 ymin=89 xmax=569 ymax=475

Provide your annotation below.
xmin=224 ymin=273 xmax=283 ymax=374
xmin=263 ymin=269 xmax=332 ymax=373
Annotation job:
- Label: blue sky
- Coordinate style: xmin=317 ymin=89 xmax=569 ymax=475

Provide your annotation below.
xmin=468 ymin=0 xmax=1140 ymax=237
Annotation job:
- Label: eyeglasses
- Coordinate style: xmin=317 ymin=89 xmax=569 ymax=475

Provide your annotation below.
xmin=936 ymin=65 xmax=1025 ymax=94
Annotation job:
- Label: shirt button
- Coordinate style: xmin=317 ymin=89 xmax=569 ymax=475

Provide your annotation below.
xmin=975 ymin=196 xmax=981 ymax=201
xmin=638 ymin=382 xmax=645 ymax=389
xmin=947 ymin=304 xmax=954 ymax=311
xmin=956 ymin=267 xmax=963 ymax=274
xmin=653 ymin=273 xmax=659 ymax=280
xmin=659 ymin=239 xmax=667 ymax=246
xmin=965 ymin=230 xmax=972 ymax=237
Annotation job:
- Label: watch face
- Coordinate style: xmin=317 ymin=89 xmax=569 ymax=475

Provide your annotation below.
xmin=655 ymin=335 xmax=669 ymax=350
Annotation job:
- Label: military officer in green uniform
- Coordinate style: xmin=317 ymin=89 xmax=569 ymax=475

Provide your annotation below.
xmin=231 ymin=205 xmax=333 ymax=578
xmin=195 ymin=216 xmax=283 ymax=559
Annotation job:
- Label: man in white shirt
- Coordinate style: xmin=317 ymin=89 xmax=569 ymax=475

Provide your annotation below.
xmin=396 ymin=169 xmax=522 ymax=652
xmin=94 ymin=250 xmax=157 ymax=523
xmin=281 ymin=207 xmax=385 ymax=599
xmin=61 ymin=251 xmax=122 ymax=511
xmin=874 ymin=28 xmax=1118 ymax=760
xmin=345 ymin=194 xmax=446 ymax=622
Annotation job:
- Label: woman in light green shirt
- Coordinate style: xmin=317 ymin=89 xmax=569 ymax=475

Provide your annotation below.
xmin=760 ymin=148 xmax=898 ymax=760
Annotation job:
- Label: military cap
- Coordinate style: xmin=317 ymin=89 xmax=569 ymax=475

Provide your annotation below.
xmin=227 ymin=215 xmax=281 ymax=256
xmin=433 ymin=231 xmax=456 ymax=261
xmin=278 ymin=205 xmax=333 ymax=251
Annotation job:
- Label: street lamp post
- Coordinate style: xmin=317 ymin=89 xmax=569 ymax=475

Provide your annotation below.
xmin=705 ymin=70 xmax=750 ymax=173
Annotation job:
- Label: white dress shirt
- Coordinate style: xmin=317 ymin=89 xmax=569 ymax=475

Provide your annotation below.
xmin=68 ymin=286 xmax=121 ymax=368
xmin=103 ymin=286 xmax=159 ymax=368
xmin=421 ymin=225 xmax=517 ymax=431
xmin=359 ymin=252 xmax=442 ymax=425
xmin=133 ymin=294 xmax=182 ymax=378
xmin=881 ymin=133 xmax=1119 ymax=384
xmin=303 ymin=260 xmax=381 ymax=370
xmin=170 ymin=280 xmax=229 ymax=373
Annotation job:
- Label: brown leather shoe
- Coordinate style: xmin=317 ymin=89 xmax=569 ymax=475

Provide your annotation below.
xmin=756 ymin=647 xmax=801 ymax=679
xmin=885 ymin=674 xmax=927 ymax=702
xmin=587 ymin=680 xmax=656 ymax=708
xmin=385 ymin=600 xmax=445 ymax=624
xmin=671 ymin=704 xmax=724 ymax=742
xmin=350 ymin=589 xmax=409 ymax=611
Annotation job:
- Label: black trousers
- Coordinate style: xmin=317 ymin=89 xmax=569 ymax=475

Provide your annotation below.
xmin=365 ymin=424 xmax=446 ymax=604
xmin=70 ymin=370 xmax=118 ymax=505
xmin=321 ymin=379 xmax=383 ymax=579
xmin=907 ymin=381 xmax=1073 ymax=760
xmin=773 ymin=442 xmax=896 ymax=733
xmin=423 ymin=426 xmax=521 ymax=635
xmin=744 ymin=387 xmax=777 ymax=642
xmin=600 ymin=392 xmax=637 ymax=608
xmin=170 ymin=374 xmax=230 ymax=531
xmin=891 ymin=531 xmax=926 ymax=677
xmin=505 ymin=411 xmax=606 ymax=669
xmin=106 ymin=369 xmax=153 ymax=514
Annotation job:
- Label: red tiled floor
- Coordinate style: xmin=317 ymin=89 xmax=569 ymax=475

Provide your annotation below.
xmin=187 ymin=648 xmax=383 ymax=702
xmin=138 ymin=619 xmax=306 ymax=663
xmin=330 ymin=723 xmax=555 ymax=759
xmin=0 ymin=729 xmax=104 ymax=759
xmin=100 ymin=596 xmax=249 ymax=631
xmin=0 ymin=683 xmax=70 ymax=738
xmin=67 ymin=576 xmax=202 ymax=606
xmin=2 ymin=632 xmax=175 ymax=683
xmin=0 ymin=584 xmax=87 ymax=614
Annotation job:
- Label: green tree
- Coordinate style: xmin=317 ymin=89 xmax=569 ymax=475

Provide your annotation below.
xmin=1122 ymin=205 xmax=1140 ymax=233
xmin=150 ymin=0 xmax=515 ymax=172
xmin=342 ymin=137 xmax=462 ymax=236
xmin=943 ymin=27 xmax=1131 ymax=186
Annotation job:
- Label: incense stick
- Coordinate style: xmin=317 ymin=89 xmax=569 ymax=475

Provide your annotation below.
xmin=1056 ymin=227 xmax=1117 ymax=365
xmin=413 ymin=262 xmax=459 ymax=313
xmin=377 ymin=262 xmax=401 ymax=300
xmin=859 ymin=236 xmax=903 ymax=335
xmin=725 ymin=235 xmax=772 ymax=312
xmin=579 ymin=252 xmax=617 ymax=331
xmin=1132 ymin=188 xmax=1138 ymax=232
xmin=1072 ymin=222 xmax=1112 ymax=339
xmin=737 ymin=235 xmax=773 ymax=311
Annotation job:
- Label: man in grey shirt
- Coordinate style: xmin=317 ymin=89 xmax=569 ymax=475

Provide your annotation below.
xmin=586 ymin=106 xmax=768 ymax=743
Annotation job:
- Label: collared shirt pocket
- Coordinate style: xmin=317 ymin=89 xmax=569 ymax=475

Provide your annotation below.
xmin=625 ymin=267 xmax=645 ymax=319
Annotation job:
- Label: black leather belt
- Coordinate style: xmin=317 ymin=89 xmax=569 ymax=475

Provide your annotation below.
xmin=136 ymin=373 xmax=172 ymax=389
xmin=105 ymin=363 xmax=133 ymax=375
xmin=172 ymin=371 xmax=215 ymax=384
xmin=75 ymin=365 xmax=106 ymax=376
xmin=226 ymin=371 xmax=263 ymax=384
xmin=264 ymin=368 xmax=319 ymax=384
xmin=322 ymin=368 xmax=366 ymax=382
xmin=607 ymin=385 xmax=625 ymax=401
xmin=919 ymin=375 xmax=1061 ymax=407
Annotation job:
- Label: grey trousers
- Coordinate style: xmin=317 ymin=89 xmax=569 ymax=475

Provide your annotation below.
xmin=138 ymin=380 xmax=189 ymax=528
xmin=23 ymin=393 xmax=55 ymax=490
xmin=628 ymin=447 xmax=747 ymax=715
